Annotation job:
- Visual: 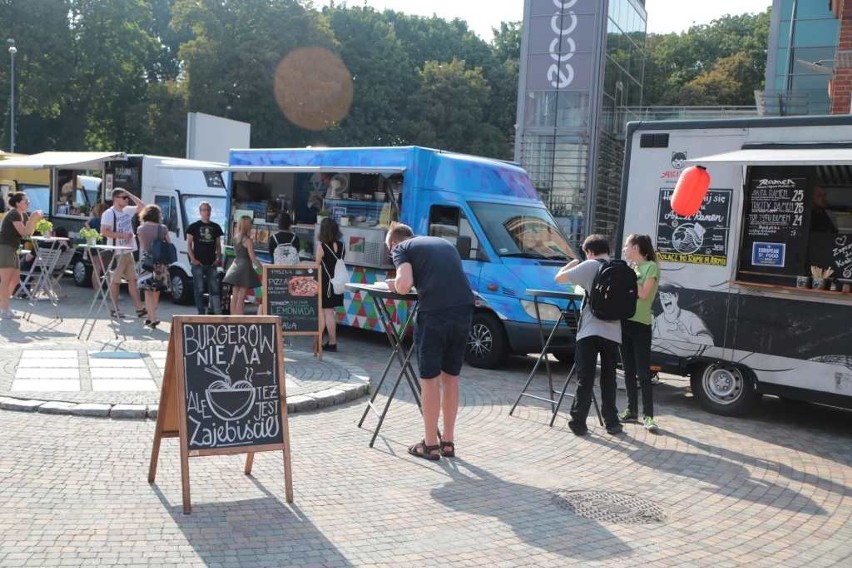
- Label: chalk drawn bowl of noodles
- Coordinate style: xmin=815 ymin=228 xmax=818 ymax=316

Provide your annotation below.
xmin=206 ymin=380 xmax=256 ymax=421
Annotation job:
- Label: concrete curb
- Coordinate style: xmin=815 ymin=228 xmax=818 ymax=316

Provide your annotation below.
xmin=0 ymin=360 xmax=371 ymax=421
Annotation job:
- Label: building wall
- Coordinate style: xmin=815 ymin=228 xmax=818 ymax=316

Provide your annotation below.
xmin=763 ymin=0 xmax=839 ymax=115
xmin=830 ymin=0 xmax=852 ymax=114
xmin=514 ymin=0 xmax=646 ymax=247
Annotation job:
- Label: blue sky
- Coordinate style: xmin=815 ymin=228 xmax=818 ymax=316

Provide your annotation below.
xmin=316 ymin=1 xmax=773 ymax=40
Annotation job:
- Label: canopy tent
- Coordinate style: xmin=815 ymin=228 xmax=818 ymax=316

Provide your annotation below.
xmin=686 ymin=148 xmax=852 ymax=166
xmin=0 ymin=151 xmax=125 ymax=170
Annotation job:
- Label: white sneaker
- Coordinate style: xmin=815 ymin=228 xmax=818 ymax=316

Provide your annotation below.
xmin=2 ymin=310 xmax=19 ymax=319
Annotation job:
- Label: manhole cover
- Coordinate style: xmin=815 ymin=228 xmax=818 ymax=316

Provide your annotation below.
xmin=550 ymin=489 xmax=666 ymax=524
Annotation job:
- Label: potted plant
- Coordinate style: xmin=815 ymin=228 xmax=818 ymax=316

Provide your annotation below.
xmin=35 ymin=218 xmax=54 ymax=236
xmin=318 ymin=208 xmax=330 ymax=222
xmin=79 ymin=227 xmax=100 ymax=246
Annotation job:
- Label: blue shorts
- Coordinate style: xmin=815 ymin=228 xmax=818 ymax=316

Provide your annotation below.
xmin=414 ymin=307 xmax=473 ymax=379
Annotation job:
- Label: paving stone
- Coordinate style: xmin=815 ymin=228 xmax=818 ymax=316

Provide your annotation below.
xmin=69 ymin=404 xmax=112 ymax=418
xmin=287 ymin=395 xmax=318 ymax=413
xmin=0 ymin=397 xmax=45 ymax=412
xmin=37 ymin=401 xmax=77 ymax=415
xmin=309 ymin=388 xmax=348 ymax=408
xmin=109 ymin=404 xmax=148 ymax=419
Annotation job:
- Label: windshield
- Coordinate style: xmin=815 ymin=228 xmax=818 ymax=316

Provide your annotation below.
xmin=181 ymin=195 xmax=228 ymax=232
xmin=469 ymin=201 xmax=576 ymax=260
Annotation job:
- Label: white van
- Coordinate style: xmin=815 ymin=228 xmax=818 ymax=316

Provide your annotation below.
xmin=620 ymin=115 xmax=852 ymax=415
xmin=0 ymin=152 xmax=227 ymax=304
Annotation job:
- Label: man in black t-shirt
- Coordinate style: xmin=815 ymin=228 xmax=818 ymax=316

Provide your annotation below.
xmin=186 ymin=201 xmax=224 ymax=314
xmin=385 ymin=222 xmax=474 ymax=461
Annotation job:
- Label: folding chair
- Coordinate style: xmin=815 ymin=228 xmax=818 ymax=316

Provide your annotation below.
xmin=18 ymin=245 xmax=67 ymax=320
xmin=46 ymin=247 xmax=75 ymax=299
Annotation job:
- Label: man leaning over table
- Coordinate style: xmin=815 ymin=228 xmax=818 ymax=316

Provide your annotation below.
xmin=384 ymin=222 xmax=474 ymax=461
xmin=100 ymin=188 xmax=146 ymax=319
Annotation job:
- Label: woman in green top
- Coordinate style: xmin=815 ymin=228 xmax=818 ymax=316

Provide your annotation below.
xmin=619 ymin=234 xmax=660 ymax=432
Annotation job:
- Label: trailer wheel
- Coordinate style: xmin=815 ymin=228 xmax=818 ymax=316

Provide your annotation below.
xmin=169 ymin=269 xmax=194 ymax=305
xmin=465 ymin=312 xmax=507 ymax=369
xmin=691 ymin=362 xmax=758 ymax=416
xmin=72 ymin=259 xmax=92 ymax=288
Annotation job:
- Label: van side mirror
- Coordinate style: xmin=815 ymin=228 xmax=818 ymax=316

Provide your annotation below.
xmin=456 ymin=235 xmax=472 ymax=259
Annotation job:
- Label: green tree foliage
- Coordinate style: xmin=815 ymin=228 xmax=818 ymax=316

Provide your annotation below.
xmin=643 ymin=10 xmax=771 ymax=106
xmin=0 ymin=1 xmax=521 ymax=158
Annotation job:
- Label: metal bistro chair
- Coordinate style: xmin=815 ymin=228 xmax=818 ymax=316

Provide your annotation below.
xmin=17 ymin=245 xmax=73 ymax=320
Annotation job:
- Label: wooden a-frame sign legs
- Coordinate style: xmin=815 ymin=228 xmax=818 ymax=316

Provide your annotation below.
xmin=148 ymin=315 xmax=294 ymax=514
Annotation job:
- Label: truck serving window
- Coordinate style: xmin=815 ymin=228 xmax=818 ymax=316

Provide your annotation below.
xmin=468 ymin=201 xmax=574 ymax=260
xmin=737 ymin=166 xmax=852 ymax=289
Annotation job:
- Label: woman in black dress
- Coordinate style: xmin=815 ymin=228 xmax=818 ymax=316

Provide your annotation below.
xmin=316 ymin=218 xmax=345 ymax=351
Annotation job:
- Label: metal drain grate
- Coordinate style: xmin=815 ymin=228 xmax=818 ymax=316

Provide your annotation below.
xmin=550 ymin=489 xmax=666 ymax=524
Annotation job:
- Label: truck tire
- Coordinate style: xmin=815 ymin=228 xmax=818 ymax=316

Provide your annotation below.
xmin=691 ymin=362 xmax=759 ymax=416
xmin=169 ymin=268 xmax=194 ymax=305
xmin=72 ymin=259 xmax=92 ymax=288
xmin=465 ymin=312 xmax=507 ymax=369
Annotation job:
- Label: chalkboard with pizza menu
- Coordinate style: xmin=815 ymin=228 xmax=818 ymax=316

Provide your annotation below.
xmin=263 ymin=265 xmax=322 ymax=335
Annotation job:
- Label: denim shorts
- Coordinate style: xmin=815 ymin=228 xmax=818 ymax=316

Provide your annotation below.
xmin=414 ymin=307 xmax=473 ymax=379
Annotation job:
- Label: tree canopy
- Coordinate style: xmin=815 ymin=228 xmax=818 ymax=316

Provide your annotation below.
xmin=0 ymin=0 xmax=519 ymax=158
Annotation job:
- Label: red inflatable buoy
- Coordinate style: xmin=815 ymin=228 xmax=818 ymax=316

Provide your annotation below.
xmin=671 ymin=165 xmax=711 ymax=217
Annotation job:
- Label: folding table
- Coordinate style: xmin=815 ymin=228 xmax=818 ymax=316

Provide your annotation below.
xmin=19 ymin=236 xmax=71 ymax=321
xmin=77 ymin=244 xmax=132 ymax=340
xmin=347 ymin=282 xmax=424 ymax=448
xmin=509 ymin=288 xmax=603 ymax=427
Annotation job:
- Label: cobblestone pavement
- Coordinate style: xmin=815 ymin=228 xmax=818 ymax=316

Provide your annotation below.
xmin=1 ymin=284 xmax=851 ymax=566
xmin=0 ymin=287 xmax=368 ymax=415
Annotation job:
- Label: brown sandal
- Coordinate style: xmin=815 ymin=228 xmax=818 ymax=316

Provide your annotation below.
xmin=440 ymin=441 xmax=455 ymax=458
xmin=408 ymin=440 xmax=440 ymax=461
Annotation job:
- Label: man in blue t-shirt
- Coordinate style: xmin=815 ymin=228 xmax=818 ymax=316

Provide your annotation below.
xmin=385 ymin=223 xmax=474 ymax=461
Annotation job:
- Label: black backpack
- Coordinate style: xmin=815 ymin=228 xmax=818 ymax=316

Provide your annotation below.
xmin=585 ymin=258 xmax=638 ymax=321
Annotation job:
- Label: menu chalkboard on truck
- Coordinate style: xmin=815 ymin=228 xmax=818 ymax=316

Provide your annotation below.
xmin=148 ymin=315 xmax=293 ymax=514
xmin=263 ymin=265 xmax=322 ymax=335
xmin=657 ymin=187 xmax=732 ymax=266
xmin=741 ymin=169 xmax=811 ymax=275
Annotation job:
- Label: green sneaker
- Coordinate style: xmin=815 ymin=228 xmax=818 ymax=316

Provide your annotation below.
xmin=643 ymin=416 xmax=659 ymax=433
xmin=618 ymin=409 xmax=638 ymax=423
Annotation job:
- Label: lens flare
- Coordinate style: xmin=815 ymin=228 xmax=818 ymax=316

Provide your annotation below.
xmin=274 ymin=47 xmax=353 ymax=131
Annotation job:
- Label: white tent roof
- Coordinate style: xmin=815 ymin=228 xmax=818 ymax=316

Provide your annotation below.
xmin=0 ymin=151 xmax=125 ymax=170
xmin=687 ymin=148 xmax=852 ymax=166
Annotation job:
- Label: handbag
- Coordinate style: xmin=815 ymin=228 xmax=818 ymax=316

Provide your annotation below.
xmin=145 ymin=225 xmax=177 ymax=270
xmin=322 ymin=242 xmax=348 ymax=295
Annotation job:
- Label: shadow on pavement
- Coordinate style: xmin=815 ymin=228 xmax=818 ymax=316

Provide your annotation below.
xmin=586 ymin=434 xmax=827 ymax=515
xmin=151 ymin=485 xmax=352 ymax=567
xmin=430 ymin=459 xmax=631 ymax=561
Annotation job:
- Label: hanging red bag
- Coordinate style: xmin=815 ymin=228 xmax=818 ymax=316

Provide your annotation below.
xmin=671 ymin=165 xmax=711 ymax=216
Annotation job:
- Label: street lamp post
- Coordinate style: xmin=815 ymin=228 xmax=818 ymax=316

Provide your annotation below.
xmin=7 ymin=38 xmax=16 ymax=153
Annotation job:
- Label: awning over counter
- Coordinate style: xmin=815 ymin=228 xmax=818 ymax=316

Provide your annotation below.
xmin=687 ymin=148 xmax=852 ymax=166
xmin=157 ymin=161 xmax=405 ymax=175
xmin=0 ymin=151 xmax=126 ymax=170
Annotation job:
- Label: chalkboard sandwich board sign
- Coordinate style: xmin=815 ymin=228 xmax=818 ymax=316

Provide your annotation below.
xmin=148 ymin=315 xmax=293 ymax=514
xmin=263 ymin=264 xmax=322 ymax=335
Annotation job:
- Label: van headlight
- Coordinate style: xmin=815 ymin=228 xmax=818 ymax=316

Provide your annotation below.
xmin=521 ymin=300 xmax=563 ymax=322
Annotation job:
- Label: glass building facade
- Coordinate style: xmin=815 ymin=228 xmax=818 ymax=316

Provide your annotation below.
xmin=763 ymin=0 xmax=839 ymax=115
xmin=515 ymin=0 xmax=646 ymax=247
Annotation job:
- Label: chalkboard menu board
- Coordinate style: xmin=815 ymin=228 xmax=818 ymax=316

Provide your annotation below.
xmin=809 ymin=233 xmax=852 ymax=281
xmin=149 ymin=315 xmax=293 ymax=513
xmin=656 ymin=188 xmax=732 ymax=266
xmin=263 ymin=265 xmax=322 ymax=334
xmin=741 ymin=169 xmax=811 ymax=275
xmin=180 ymin=320 xmax=284 ymax=452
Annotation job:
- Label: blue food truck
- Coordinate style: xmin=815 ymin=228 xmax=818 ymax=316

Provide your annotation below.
xmin=212 ymin=146 xmax=578 ymax=368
